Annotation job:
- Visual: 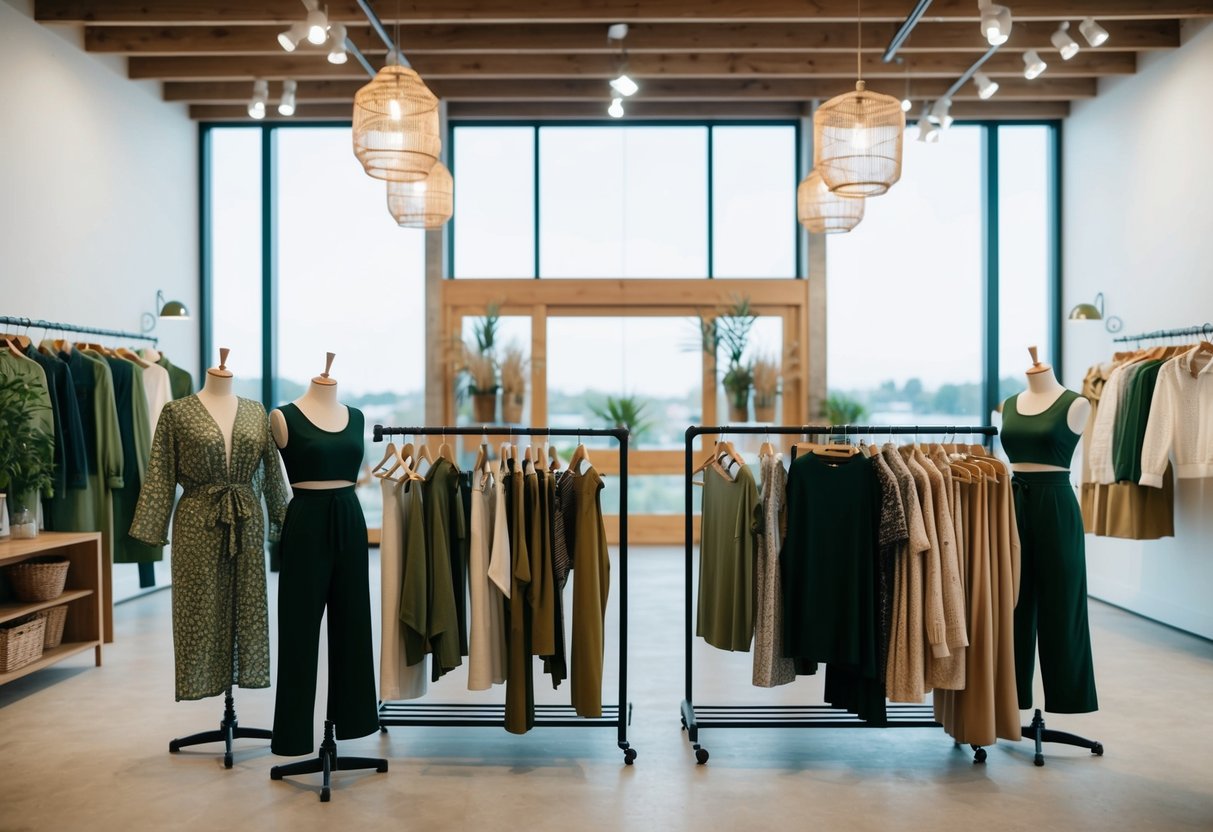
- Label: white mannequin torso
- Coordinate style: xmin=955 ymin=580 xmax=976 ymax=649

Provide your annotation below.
xmin=196 ymin=371 xmax=238 ymax=467
xmin=1010 ymin=365 xmax=1091 ymax=473
xmin=270 ymin=379 xmax=354 ymax=490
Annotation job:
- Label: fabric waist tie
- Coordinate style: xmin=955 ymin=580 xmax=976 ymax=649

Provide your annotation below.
xmin=184 ymin=483 xmax=258 ymax=559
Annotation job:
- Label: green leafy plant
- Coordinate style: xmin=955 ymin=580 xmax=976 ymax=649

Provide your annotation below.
xmin=472 ymin=303 xmax=501 ymax=355
xmin=824 ymin=393 xmax=867 ymax=425
xmin=590 ymin=395 xmax=653 ymax=442
xmin=0 ymin=375 xmax=55 ymax=506
xmin=457 ymin=303 xmax=503 ymax=401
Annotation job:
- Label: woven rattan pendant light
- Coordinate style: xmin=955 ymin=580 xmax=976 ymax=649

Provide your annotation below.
xmin=812 ymin=0 xmax=905 ymax=197
xmin=352 ymin=53 xmax=441 ymax=183
xmin=386 ymin=160 xmax=453 ymax=228
xmin=798 ymin=169 xmax=865 ymax=234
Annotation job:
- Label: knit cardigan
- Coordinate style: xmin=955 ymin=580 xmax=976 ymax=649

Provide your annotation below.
xmin=1140 ymin=347 xmax=1213 ymax=487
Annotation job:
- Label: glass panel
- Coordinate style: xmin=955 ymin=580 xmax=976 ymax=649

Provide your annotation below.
xmin=209 ymin=128 xmax=263 ymax=400
xmin=599 ymin=474 xmax=685 ymax=516
xmin=547 ymin=316 xmax=702 ymax=449
xmin=452 ymin=126 xmax=535 ymax=277
xmin=827 ymin=126 xmax=984 ymax=425
xmin=998 ymin=126 xmax=1052 ymax=403
xmin=275 ymin=127 xmax=427 ymax=528
xmin=712 ymin=125 xmax=797 ymax=278
xmin=539 ymin=127 xmax=708 ymax=277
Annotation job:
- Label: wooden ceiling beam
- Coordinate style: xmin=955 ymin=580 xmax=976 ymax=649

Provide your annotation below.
xmin=37 ymin=0 xmax=1213 ymax=25
xmin=165 ymin=76 xmax=1096 ymax=103
xmin=129 ymin=50 xmax=1134 ymax=81
xmin=83 ymin=19 xmax=1181 ymax=55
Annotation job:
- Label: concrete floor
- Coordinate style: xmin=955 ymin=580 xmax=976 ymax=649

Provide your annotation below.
xmin=1 ymin=546 xmax=1211 ymax=831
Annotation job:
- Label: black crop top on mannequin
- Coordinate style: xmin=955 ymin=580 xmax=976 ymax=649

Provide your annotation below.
xmin=276 ymin=403 xmax=364 ymax=484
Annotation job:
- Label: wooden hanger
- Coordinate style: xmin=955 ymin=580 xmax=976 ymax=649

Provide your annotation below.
xmin=437 ymin=433 xmax=457 ymax=466
xmin=567 ymin=441 xmax=590 ymax=474
xmin=548 ymin=442 xmax=562 ymax=473
xmin=472 ymin=437 xmax=490 ymax=474
xmin=758 ymin=439 xmax=776 ymax=460
xmin=1 ymin=335 xmax=24 ymax=358
xmin=1190 ymin=340 xmax=1213 ymax=378
xmin=371 ymin=440 xmax=399 ymax=475
xmin=535 ymin=441 xmax=548 ymax=471
xmin=415 ymin=435 xmax=435 ymax=468
xmin=116 ymin=347 xmax=151 ymax=368
xmin=816 ymin=430 xmax=859 ymax=458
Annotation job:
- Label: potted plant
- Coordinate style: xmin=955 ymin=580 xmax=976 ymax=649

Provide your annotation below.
xmin=461 ymin=305 xmax=501 ymax=423
xmin=0 ymin=375 xmax=54 ymax=539
xmin=752 ymin=353 xmax=780 ymax=423
xmin=590 ymin=394 xmax=652 ymax=442
xmin=699 ymin=297 xmax=757 ymax=423
xmin=499 ymin=341 xmax=528 ymax=424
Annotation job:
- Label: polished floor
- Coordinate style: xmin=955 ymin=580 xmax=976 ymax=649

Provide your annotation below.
xmin=2 ymin=546 xmax=1211 ymax=830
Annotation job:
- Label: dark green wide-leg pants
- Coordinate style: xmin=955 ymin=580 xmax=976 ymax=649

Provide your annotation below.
xmin=272 ymin=486 xmax=379 ymax=756
xmin=1012 ymin=472 xmax=1099 ymax=714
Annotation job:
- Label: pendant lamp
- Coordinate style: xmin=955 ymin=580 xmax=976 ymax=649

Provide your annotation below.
xmin=387 ymin=161 xmax=453 ymax=229
xmin=797 ymin=169 xmax=865 ymax=234
xmin=352 ymin=55 xmax=441 ymax=183
xmin=812 ymin=2 xmax=905 ymax=197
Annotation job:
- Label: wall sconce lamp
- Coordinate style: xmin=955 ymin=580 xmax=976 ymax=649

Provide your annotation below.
xmin=1068 ymin=292 xmax=1123 ymax=333
xmin=142 ymin=289 xmax=190 ymax=333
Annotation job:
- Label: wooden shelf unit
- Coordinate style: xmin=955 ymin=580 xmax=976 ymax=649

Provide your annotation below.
xmin=0 ymin=531 xmax=104 ymax=685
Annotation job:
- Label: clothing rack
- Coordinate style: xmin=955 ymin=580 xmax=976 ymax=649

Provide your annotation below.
xmin=371 ymin=424 xmax=636 ymax=765
xmin=0 ymin=315 xmax=158 ymax=345
xmin=1112 ymin=323 xmax=1212 ymax=344
xmin=681 ymin=424 xmax=997 ymax=766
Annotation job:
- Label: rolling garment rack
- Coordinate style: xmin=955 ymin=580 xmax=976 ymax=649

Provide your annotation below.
xmin=681 ymin=424 xmax=999 ymax=766
xmin=371 ymin=424 xmax=637 ymax=765
xmin=0 ymin=315 xmax=158 ymax=345
xmin=1112 ymin=322 xmax=1213 ymax=344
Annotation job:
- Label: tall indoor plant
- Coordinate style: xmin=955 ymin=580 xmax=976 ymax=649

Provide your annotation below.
xmin=590 ymin=394 xmax=652 ymax=443
xmin=0 ymin=375 xmax=54 ymax=537
xmin=752 ymin=353 xmax=780 ymax=423
xmin=461 ymin=304 xmax=501 ymax=423
xmin=499 ymin=341 xmax=528 ymax=424
xmin=698 ymin=297 xmax=757 ymax=423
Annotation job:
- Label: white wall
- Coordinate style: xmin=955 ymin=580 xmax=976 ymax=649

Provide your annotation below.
xmin=0 ymin=0 xmax=199 ymax=375
xmin=1064 ymin=20 xmax=1213 ymax=639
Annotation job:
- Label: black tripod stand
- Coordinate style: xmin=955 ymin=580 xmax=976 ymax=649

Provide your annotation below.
xmin=1023 ymin=709 xmax=1105 ymax=766
xmin=270 ymin=720 xmax=388 ymax=802
xmin=169 ymin=688 xmax=273 ymax=768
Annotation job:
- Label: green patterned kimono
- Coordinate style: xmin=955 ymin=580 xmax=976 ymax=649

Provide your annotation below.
xmin=130 ymin=395 xmax=288 ymax=701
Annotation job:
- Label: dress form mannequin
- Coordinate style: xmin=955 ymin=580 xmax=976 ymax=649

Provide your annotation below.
xmin=1010 ymin=346 xmax=1091 ymax=473
xmin=270 ymin=352 xmax=354 ymax=490
xmin=197 ymin=347 xmax=239 ymax=466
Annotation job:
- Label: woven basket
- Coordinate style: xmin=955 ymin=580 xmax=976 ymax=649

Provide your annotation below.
xmin=0 ymin=615 xmax=46 ymax=673
xmin=7 ymin=558 xmax=69 ymax=602
xmin=36 ymin=605 xmax=68 ymax=649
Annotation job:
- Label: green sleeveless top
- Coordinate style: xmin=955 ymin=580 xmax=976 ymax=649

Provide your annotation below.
xmin=1000 ymin=390 xmax=1083 ymax=468
xmin=277 ymin=403 xmax=364 ymax=483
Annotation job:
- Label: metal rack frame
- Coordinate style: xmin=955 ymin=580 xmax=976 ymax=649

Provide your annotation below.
xmin=371 ymin=424 xmax=635 ymax=765
xmin=0 ymin=315 xmax=158 ymax=344
xmin=680 ymin=423 xmax=998 ymax=765
xmin=1112 ymin=322 xmax=1212 ymax=344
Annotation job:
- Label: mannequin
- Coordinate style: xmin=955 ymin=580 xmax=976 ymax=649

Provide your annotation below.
xmin=270 ymin=352 xmax=353 ymax=490
xmin=197 ymin=347 xmax=239 ymax=466
xmin=1010 ymin=346 xmax=1091 ymax=472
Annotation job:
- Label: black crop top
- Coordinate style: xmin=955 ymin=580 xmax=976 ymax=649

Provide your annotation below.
xmin=277 ymin=402 xmax=364 ymax=483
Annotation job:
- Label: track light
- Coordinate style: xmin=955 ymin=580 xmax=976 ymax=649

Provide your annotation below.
xmin=610 ymin=74 xmax=639 ymax=97
xmin=979 ymin=1 xmax=1013 ymax=47
xmin=1051 ymin=22 xmax=1080 ymax=60
xmin=974 ymin=72 xmax=999 ymax=100
xmin=303 ymin=0 xmax=327 ymax=45
xmin=327 ymin=23 xmax=348 ymax=63
xmin=277 ymin=21 xmax=308 ymax=52
xmin=917 ymin=108 xmax=940 ymax=143
xmin=1079 ymin=17 xmax=1110 ymax=47
xmin=901 ymin=97 xmax=913 ymax=112
xmin=278 ymin=80 xmax=297 ymax=116
xmin=608 ymin=97 xmax=625 ymax=118
xmin=1023 ymin=49 xmax=1048 ymax=80
xmin=929 ymin=97 xmax=953 ymax=129
xmin=247 ymin=79 xmax=268 ymax=120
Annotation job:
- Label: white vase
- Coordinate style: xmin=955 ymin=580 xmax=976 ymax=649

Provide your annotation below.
xmin=0 ymin=493 xmax=8 ymax=539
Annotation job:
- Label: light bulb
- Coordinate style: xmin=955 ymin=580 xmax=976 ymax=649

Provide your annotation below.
xmin=413 ymin=181 xmax=427 ymax=194
xmin=974 ymin=72 xmax=999 ymax=100
xmin=388 ymin=98 xmax=402 ymax=120
xmin=1079 ymin=17 xmax=1109 ymax=47
xmin=306 ymin=8 xmax=328 ymax=45
xmin=608 ymin=97 xmax=625 ymax=118
xmin=277 ymin=22 xmax=306 ymax=52
xmin=609 ymin=74 xmax=639 ymax=97
xmin=901 ymin=98 xmax=913 ymax=112
xmin=327 ymin=23 xmax=348 ymax=64
xmin=1051 ymin=23 xmax=1080 ymax=60
xmin=851 ymin=123 xmax=871 ymax=152
xmin=1023 ymin=49 xmax=1048 ymax=80
xmin=981 ymin=3 xmax=1012 ymax=46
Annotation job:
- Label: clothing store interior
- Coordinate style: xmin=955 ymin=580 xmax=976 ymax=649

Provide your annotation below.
xmin=2 ymin=0 xmax=1211 ymax=828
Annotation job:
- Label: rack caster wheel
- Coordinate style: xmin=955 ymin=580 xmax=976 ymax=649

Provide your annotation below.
xmin=624 ymin=748 xmax=637 ymax=765
xmin=379 ymin=725 xmax=388 ymax=734
xmin=972 ymin=746 xmax=987 ymax=764
xmin=270 ymin=767 xmax=283 ymax=781
xmin=377 ymin=761 xmax=389 ymax=773
xmin=224 ymin=752 xmax=233 ymax=769
xmin=1034 ymin=753 xmax=1044 ymax=767
xmin=680 ymin=716 xmax=687 ymax=731
xmin=320 ymin=787 xmax=330 ymax=803
xmin=1092 ymin=743 xmax=1104 ymax=756
xmin=694 ymin=746 xmax=709 ymax=765
xmin=169 ymin=740 xmax=181 ymax=753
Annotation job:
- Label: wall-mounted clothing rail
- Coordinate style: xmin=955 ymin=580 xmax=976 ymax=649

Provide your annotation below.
xmin=681 ymin=424 xmax=998 ymax=766
xmin=1112 ymin=323 xmax=1212 ymax=343
xmin=0 ymin=315 xmax=158 ymax=344
xmin=371 ymin=424 xmax=635 ymax=765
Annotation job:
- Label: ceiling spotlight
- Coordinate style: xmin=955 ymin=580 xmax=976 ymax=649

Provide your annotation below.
xmin=247 ymin=79 xmax=268 ymax=120
xmin=607 ymin=23 xmax=629 ymax=41
xmin=277 ymin=21 xmax=308 ymax=52
xmin=1079 ymin=17 xmax=1110 ymax=47
xmin=900 ymin=97 xmax=913 ymax=112
xmin=303 ymin=0 xmax=328 ymax=45
xmin=917 ymin=108 xmax=940 ymax=143
xmin=979 ymin=1 xmax=1013 ymax=47
xmin=278 ymin=80 xmax=297 ymax=116
xmin=608 ymin=97 xmax=625 ymax=118
xmin=610 ymin=74 xmax=639 ymax=97
xmin=1051 ymin=22 xmax=1080 ymax=60
xmin=1023 ymin=49 xmax=1048 ymax=80
xmin=929 ymin=97 xmax=953 ymax=129
xmin=327 ymin=23 xmax=348 ymax=64
xmin=974 ymin=72 xmax=999 ymax=100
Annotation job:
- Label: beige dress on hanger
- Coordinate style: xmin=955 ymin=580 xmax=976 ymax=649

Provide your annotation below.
xmin=380 ymin=475 xmax=428 ymax=701
xmin=468 ymin=467 xmax=506 ymax=690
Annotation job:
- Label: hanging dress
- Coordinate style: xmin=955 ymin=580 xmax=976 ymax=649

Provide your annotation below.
xmin=570 ymin=464 xmax=610 ymax=718
xmin=467 ymin=467 xmax=506 ymax=690
xmin=753 ymin=454 xmax=795 ymax=687
xmin=380 ymin=473 xmax=428 ymax=701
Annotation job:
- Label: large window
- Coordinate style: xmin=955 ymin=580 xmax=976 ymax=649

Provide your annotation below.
xmin=451 ymin=122 xmax=799 ymax=278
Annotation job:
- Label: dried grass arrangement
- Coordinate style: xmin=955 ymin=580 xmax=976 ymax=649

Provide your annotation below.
xmin=752 ymin=353 xmax=780 ymax=422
